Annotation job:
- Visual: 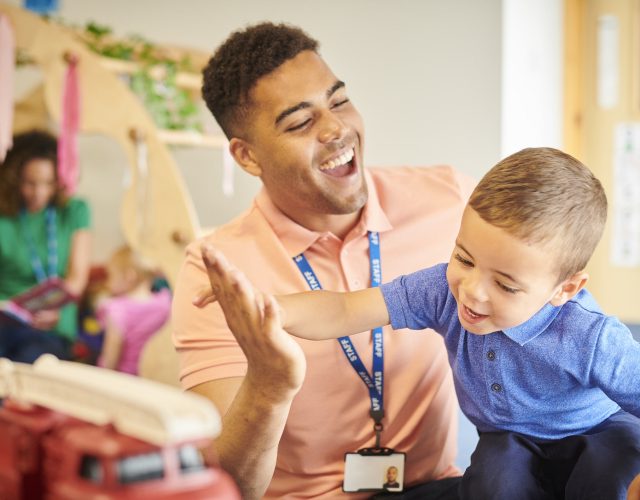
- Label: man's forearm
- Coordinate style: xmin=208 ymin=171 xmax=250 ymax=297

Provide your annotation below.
xmin=214 ymin=377 xmax=296 ymax=500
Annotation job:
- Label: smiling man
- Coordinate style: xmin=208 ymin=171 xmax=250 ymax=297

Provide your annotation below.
xmin=172 ymin=22 xmax=474 ymax=499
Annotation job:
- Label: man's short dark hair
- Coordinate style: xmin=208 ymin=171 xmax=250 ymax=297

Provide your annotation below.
xmin=202 ymin=22 xmax=319 ymax=138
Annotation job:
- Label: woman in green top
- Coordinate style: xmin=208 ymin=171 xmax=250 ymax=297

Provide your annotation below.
xmin=0 ymin=130 xmax=92 ymax=362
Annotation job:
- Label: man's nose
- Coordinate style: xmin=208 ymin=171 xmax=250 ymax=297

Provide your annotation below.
xmin=318 ymin=111 xmax=347 ymax=144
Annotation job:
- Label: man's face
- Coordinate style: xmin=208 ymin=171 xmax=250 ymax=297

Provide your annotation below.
xmin=446 ymin=207 xmax=566 ymax=335
xmin=239 ymin=50 xmax=367 ymax=223
xmin=386 ymin=467 xmax=397 ymax=482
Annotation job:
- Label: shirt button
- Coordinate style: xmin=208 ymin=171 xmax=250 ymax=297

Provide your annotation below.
xmin=487 ymin=350 xmax=496 ymax=361
xmin=491 ymin=383 xmax=502 ymax=392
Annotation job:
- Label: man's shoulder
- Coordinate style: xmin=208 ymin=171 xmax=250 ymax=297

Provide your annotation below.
xmin=368 ymin=165 xmax=475 ymax=204
xmin=186 ymin=202 xmax=273 ymax=257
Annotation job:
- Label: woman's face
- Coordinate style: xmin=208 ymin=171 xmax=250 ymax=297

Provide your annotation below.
xmin=20 ymin=158 xmax=57 ymax=213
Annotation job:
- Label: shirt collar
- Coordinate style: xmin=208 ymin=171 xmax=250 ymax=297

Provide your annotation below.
xmin=255 ymin=169 xmax=393 ymax=258
xmin=501 ymin=302 xmax=562 ymax=345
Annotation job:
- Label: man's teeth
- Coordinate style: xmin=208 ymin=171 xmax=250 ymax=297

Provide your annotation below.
xmin=320 ymin=149 xmax=354 ymax=170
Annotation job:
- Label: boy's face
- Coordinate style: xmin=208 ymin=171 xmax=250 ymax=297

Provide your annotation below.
xmin=446 ymin=207 xmax=567 ymax=335
xmin=235 ymin=50 xmax=367 ymax=221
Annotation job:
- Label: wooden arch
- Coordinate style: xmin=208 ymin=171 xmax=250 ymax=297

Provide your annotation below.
xmin=1 ymin=3 xmax=205 ymax=287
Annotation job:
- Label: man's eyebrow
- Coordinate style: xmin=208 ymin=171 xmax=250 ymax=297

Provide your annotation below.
xmin=274 ymin=80 xmax=346 ymax=126
xmin=327 ymin=80 xmax=345 ymax=98
xmin=275 ymin=102 xmax=311 ymax=126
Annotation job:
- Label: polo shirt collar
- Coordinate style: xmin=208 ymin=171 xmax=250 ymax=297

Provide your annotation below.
xmin=501 ymin=301 xmax=561 ymax=346
xmin=255 ymin=169 xmax=393 ymax=258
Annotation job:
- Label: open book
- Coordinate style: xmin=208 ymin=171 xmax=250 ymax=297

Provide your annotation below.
xmin=0 ymin=277 xmax=78 ymax=325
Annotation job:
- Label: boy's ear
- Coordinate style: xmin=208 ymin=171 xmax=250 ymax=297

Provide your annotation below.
xmin=229 ymin=138 xmax=262 ymax=177
xmin=549 ymin=271 xmax=589 ymax=306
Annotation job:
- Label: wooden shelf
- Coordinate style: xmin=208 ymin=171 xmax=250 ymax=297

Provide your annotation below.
xmin=157 ymin=129 xmax=226 ymax=149
xmin=98 ymin=56 xmax=202 ymax=90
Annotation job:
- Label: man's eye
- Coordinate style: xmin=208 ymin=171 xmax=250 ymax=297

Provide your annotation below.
xmin=497 ymin=282 xmax=519 ymax=294
xmin=286 ymin=119 xmax=311 ymax=132
xmin=454 ymin=254 xmax=473 ymax=267
xmin=332 ymin=98 xmax=349 ymax=108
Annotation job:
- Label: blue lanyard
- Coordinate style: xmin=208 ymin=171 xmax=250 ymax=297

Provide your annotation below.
xmin=293 ymin=232 xmax=385 ymax=445
xmin=20 ymin=206 xmax=58 ymax=282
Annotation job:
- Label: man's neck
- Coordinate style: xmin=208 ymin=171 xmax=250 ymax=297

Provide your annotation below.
xmin=286 ymin=208 xmax=362 ymax=240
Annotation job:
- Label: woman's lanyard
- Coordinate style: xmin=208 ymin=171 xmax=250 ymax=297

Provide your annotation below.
xmin=293 ymin=231 xmax=386 ymax=448
xmin=20 ymin=206 xmax=58 ymax=283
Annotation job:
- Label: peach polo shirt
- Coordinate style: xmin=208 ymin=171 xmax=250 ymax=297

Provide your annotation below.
xmin=173 ymin=166 xmax=475 ymax=499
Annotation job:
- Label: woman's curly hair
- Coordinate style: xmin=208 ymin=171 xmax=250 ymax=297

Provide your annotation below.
xmin=0 ymin=130 xmax=67 ymax=216
xmin=202 ymin=22 xmax=318 ymax=138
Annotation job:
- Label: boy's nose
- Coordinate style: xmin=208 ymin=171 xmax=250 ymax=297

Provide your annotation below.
xmin=461 ymin=275 xmax=489 ymax=303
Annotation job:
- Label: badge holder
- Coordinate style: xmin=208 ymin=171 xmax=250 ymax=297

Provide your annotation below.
xmin=343 ymin=411 xmax=405 ymax=493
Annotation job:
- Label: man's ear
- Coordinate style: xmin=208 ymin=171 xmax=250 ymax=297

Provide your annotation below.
xmin=549 ymin=271 xmax=589 ymax=306
xmin=229 ymin=137 xmax=261 ymax=177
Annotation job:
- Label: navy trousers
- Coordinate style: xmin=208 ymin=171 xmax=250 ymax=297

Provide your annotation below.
xmin=460 ymin=410 xmax=640 ymax=500
xmin=0 ymin=321 xmax=70 ymax=363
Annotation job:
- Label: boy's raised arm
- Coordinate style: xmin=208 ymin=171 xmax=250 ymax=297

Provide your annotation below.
xmin=278 ymin=288 xmax=389 ymax=340
xmin=198 ymin=246 xmax=390 ymax=341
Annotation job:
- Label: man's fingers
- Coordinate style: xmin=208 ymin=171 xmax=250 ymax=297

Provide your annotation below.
xmin=192 ymin=287 xmax=218 ymax=307
xmin=263 ymin=294 xmax=282 ymax=333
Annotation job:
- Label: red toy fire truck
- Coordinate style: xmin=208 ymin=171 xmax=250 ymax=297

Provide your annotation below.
xmin=0 ymin=355 xmax=240 ymax=499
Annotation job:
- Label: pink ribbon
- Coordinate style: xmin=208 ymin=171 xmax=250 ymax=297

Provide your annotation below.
xmin=0 ymin=14 xmax=15 ymax=162
xmin=57 ymin=56 xmax=80 ymax=194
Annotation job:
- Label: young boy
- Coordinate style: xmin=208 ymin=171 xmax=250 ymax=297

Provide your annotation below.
xmin=200 ymin=147 xmax=640 ymax=499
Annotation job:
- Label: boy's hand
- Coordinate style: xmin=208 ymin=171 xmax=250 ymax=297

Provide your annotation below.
xmin=199 ymin=245 xmax=305 ymax=398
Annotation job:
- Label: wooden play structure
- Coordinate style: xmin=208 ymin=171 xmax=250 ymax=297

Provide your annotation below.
xmin=1 ymin=4 xmax=226 ymax=385
xmin=1 ymin=3 xmax=223 ymax=286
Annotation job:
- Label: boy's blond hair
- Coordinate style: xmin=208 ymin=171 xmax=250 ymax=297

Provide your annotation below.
xmin=468 ymin=147 xmax=607 ymax=282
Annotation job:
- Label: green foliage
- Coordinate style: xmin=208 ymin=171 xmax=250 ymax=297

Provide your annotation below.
xmin=81 ymin=21 xmax=202 ymax=131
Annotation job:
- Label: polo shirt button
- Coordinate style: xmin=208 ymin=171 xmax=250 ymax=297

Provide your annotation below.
xmin=491 ymin=383 xmax=502 ymax=392
xmin=487 ymin=350 xmax=496 ymax=361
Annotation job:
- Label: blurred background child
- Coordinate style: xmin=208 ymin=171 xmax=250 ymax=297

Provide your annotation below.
xmin=97 ymin=245 xmax=171 ymax=375
xmin=0 ymin=130 xmax=92 ymax=362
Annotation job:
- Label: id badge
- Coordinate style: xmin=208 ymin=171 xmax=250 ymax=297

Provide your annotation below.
xmin=343 ymin=448 xmax=405 ymax=493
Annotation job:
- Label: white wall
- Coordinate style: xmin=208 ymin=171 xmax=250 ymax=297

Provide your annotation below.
xmin=9 ymin=0 xmax=566 ymax=256
xmin=501 ymin=0 xmax=564 ymax=156
xmin=10 ymin=0 xmax=504 ymax=260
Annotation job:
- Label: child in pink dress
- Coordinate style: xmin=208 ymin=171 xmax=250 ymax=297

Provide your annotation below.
xmin=97 ymin=246 xmax=171 ymax=375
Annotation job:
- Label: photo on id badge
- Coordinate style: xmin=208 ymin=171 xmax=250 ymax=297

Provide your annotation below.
xmin=343 ymin=452 xmax=405 ymax=492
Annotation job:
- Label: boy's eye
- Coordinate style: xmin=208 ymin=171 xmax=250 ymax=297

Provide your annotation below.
xmin=454 ymin=253 xmax=473 ymax=267
xmin=497 ymin=281 xmax=519 ymax=294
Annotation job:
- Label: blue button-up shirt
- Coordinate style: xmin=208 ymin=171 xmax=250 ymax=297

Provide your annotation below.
xmin=381 ymin=263 xmax=640 ymax=440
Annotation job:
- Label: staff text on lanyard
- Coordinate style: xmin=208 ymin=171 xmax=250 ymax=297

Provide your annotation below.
xmin=293 ymin=232 xmax=385 ymax=447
